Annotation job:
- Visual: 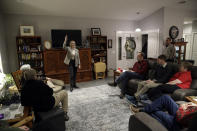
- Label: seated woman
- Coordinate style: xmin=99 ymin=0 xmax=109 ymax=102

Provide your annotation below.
xmin=130 ymin=95 xmax=197 ymax=131
xmin=148 ymin=62 xmax=192 ymax=100
xmin=20 ymin=68 xmax=69 ymax=121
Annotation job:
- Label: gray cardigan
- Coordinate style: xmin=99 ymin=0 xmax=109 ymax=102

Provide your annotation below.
xmin=63 ymin=42 xmax=80 ymax=67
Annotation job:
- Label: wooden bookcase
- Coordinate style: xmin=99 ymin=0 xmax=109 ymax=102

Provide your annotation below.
xmin=174 ymin=42 xmax=187 ymax=63
xmin=87 ymin=35 xmax=107 ymax=67
xmin=16 ymin=36 xmax=44 ymax=78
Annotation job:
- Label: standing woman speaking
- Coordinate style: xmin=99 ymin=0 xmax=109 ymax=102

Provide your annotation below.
xmin=63 ymin=35 xmax=81 ymax=92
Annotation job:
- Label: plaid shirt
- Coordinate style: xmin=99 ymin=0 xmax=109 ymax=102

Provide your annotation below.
xmin=132 ymin=60 xmax=148 ymax=75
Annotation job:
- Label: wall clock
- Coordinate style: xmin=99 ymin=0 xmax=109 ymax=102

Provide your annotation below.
xmin=44 ymin=41 xmax=52 ymax=50
xmin=169 ymin=26 xmax=179 ymax=39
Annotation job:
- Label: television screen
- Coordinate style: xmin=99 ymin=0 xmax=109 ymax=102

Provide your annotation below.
xmin=51 ymin=29 xmax=82 ymax=48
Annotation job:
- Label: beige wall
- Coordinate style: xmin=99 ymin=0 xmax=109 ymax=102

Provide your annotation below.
xmin=0 ymin=12 xmax=9 ymax=73
xmin=4 ymin=14 xmax=134 ymax=72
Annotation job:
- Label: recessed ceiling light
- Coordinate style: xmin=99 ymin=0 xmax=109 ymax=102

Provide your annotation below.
xmin=178 ymin=0 xmax=187 ymax=4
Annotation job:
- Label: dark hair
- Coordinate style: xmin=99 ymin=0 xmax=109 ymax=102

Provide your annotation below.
xmin=181 ymin=62 xmax=192 ymax=70
xmin=138 ymin=52 xmax=145 ymax=58
xmin=158 ymin=55 xmax=166 ymax=61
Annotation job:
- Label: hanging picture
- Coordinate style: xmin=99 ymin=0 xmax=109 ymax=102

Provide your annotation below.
xmin=125 ymin=37 xmax=136 ymax=59
xmin=91 ymin=28 xmax=101 ymax=36
xmin=108 ymin=39 xmax=112 ymax=48
xmin=20 ymin=26 xmax=34 ymax=36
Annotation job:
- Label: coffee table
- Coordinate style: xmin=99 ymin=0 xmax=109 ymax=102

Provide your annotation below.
xmin=185 ymin=96 xmax=197 ymax=104
xmin=113 ymin=70 xmax=121 ymax=84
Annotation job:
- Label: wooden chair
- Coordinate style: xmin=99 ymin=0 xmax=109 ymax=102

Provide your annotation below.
xmin=6 ymin=70 xmax=34 ymax=128
xmin=94 ymin=62 xmax=106 ymax=79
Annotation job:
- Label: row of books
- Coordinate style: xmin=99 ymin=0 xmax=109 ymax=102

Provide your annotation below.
xmin=18 ymin=45 xmax=41 ymax=52
xmin=19 ymin=53 xmax=42 ymax=60
xmin=19 ymin=61 xmax=43 ymax=68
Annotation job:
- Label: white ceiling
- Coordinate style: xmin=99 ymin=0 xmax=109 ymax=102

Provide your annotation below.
xmin=0 ymin=0 xmax=197 ymax=20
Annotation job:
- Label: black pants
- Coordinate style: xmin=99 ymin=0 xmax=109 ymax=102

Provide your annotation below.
xmin=69 ymin=60 xmax=77 ymax=87
xmin=148 ymin=84 xmax=180 ymax=100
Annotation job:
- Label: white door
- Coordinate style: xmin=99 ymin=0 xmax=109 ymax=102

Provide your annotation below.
xmin=147 ymin=31 xmax=159 ymax=58
xmin=116 ymin=31 xmax=142 ymax=69
xmin=192 ymin=33 xmax=197 ymax=66
xmin=183 ymin=34 xmax=193 ymax=59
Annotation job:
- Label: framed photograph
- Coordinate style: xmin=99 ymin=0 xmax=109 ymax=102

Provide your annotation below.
xmin=91 ymin=28 xmax=101 ymax=36
xmin=20 ymin=26 xmax=34 ymax=36
xmin=108 ymin=39 xmax=112 ymax=48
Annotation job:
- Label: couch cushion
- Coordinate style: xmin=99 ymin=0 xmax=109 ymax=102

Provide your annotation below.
xmin=129 ymin=112 xmax=167 ymax=131
xmin=172 ymin=89 xmax=197 ymax=101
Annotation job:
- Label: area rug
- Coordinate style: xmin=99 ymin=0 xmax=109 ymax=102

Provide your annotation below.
xmin=66 ymin=84 xmax=132 ymax=131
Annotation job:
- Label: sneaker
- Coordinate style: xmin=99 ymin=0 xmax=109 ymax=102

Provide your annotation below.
xmin=74 ymin=85 xmax=79 ymax=88
xmin=108 ymin=82 xmax=117 ymax=87
xmin=130 ymin=105 xmax=140 ymax=114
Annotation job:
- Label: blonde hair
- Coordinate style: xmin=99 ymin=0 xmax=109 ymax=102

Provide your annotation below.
xmin=69 ymin=40 xmax=76 ymax=46
xmin=22 ymin=68 xmax=37 ymax=80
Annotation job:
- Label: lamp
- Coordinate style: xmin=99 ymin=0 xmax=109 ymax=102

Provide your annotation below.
xmin=135 ymin=28 xmax=142 ymax=32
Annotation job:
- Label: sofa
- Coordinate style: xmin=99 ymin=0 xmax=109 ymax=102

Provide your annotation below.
xmin=129 ymin=112 xmax=197 ymax=131
xmin=118 ymin=58 xmax=197 ymax=101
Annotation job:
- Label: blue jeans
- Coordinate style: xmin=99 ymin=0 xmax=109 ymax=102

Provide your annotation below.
xmin=115 ymin=71 xmax=144 ymax=94
xmin=143 ymin=95 xmax=180 ymax=131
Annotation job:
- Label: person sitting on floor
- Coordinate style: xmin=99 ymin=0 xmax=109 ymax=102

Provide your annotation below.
xmin=148 ymin=62 xmax=192 ymax=100
xmin=20 ymin=68 xmax=69 ymax=121
xmin=134 ymin=54 xmax=173 ymax=100
xmin=130 ymin=95 xmax=197 ymax=131
xmin=108 ymin=52 xmax=148 ymax=98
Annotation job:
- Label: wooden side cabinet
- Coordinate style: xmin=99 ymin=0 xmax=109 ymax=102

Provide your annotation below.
xmin=174 ymin=42 xmax=187 ymax=63
xmin=43 ymin=48 xmax=92 ymax=83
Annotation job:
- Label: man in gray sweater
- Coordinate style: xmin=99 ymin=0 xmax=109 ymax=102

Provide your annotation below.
xmin=163 ymin=37 xmax=176 ymax=62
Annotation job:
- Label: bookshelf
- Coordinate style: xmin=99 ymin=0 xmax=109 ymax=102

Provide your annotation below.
xmin=174 ymin=42 xmax=187 ymax=63
xmin=16 ymin=36 xmax=44 ymax=78
xmin=87 ymin=35 xmax=107 ymax=77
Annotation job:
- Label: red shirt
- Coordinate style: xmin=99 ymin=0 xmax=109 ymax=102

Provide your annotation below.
xmin=169 ymin=71 xmax=192 ymax=89
xmin=132 ymin=60 xmax=148 ymax=75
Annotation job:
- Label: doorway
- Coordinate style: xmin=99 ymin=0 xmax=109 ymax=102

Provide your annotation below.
xmin=142 ymin=34 xmax=148 ymax=59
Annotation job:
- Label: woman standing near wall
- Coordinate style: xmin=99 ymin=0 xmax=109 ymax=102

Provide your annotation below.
xmin=63 ymin=35 xmax=81 ymax=92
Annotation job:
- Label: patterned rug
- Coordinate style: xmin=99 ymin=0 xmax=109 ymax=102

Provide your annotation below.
xmin=66 ymin=84 xmax=132 ymax=131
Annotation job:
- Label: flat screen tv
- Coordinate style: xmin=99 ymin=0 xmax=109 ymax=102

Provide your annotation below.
xmin=51 ymin=29 xmax=82 ymax=48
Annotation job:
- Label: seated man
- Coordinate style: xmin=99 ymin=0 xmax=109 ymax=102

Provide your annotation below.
xmin=148 ymin=62 xmax=192 ymax=100
xmin=21 ymin=69 xmax=69 ymax=121
xmin=130 ymin=95 xmax=197 ymax=131
xmin=134 ymin=55 xmax=172 ymax=100
xmin=108 ymin=52 xmax=148 ymax=98
xmin=20 ymin=64 xmax=65 ymax=92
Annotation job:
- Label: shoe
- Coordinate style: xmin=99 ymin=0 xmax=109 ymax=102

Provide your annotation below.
xmin=108 ymin=82 xmax=117 ymax=87
xmin=125 ymin=95 xmax=136 ymax=101
xmin=64 ymin=113 xmax=69 ymax=121
xmin=70 ymin=87 xmax=73 ymax=92
xmin=119 ymin=93 xmax=125 ymax=99
xmin=130 ymin=105 xmax=140 ymax=114
xmin=74 ymin=85 xmax=79 ymax=88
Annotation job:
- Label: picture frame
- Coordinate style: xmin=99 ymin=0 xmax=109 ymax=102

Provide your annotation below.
xmin=20 ymin=26 xmax=34 ymax=36
xmin=91 ymin=28 xmax=101 ymax=36
xmin=108 ymin=39 xmax=112 ymax=48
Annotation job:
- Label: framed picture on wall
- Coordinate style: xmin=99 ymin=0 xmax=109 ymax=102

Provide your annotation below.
xmin=91 ymin=28 xmax=101 ymax=36
xmin=108 ymin=39 xmax=112 ymax=48
xmin=20 ymin=26 xmax=34 ymax=36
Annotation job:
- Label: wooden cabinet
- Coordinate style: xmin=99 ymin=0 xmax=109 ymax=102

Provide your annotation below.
xmin=16 ymin=36 xmax=44 ymax=78
xmin=43 ymin=48 xmax=92 ymax=83
xmin=174 ymin=42 xmax=187 ymax=63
